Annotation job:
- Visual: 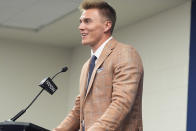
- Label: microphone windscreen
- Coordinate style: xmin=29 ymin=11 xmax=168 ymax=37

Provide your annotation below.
xmin=61 ymin=66 xmax=68 ymax=72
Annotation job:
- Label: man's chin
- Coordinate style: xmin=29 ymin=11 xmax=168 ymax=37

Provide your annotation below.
xmin=81 ymin=41 xmax=90 ymax=45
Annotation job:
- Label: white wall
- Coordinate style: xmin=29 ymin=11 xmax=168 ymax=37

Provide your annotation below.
xmin=68 ymin=1 xmax=191 ymax=131
xmin=0 ymin=40 xmax=72 ymax=129
xmin=114 ymin=2 xmax=190 ymax=131
xmin=67 ymin=45 xmax=90 ymax=106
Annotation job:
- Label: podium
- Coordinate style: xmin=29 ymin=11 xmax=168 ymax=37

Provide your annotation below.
xmin=0 ymin=121 xmax=50 ymax=131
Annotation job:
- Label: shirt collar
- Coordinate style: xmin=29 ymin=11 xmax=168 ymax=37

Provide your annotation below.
xmin=91 ymin=36 xmax=112 ymax=59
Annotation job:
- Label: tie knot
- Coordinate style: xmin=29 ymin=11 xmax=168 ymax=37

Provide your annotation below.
xmin=92 ymin=55 xmax=97 ymax=61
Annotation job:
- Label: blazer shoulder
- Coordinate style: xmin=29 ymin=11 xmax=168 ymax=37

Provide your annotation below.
xmin=113 ymin=41 xmax=140 ymax=55
xmin=112 ymin=41 xmax=143 ymax=70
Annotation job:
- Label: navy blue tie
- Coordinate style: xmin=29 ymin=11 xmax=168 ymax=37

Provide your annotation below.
xmin=83 ymin=55 xmax=97 ymax=131
xmin=87 ymin=55 xmax=97 ymax=91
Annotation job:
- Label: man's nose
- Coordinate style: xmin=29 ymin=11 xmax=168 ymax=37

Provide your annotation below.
xmin=78 ymin=22 xmax=84 ymax=30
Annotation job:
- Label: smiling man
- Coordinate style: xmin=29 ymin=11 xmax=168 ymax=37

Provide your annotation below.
xmin=53 ymin=0 xmax=144 ymax=131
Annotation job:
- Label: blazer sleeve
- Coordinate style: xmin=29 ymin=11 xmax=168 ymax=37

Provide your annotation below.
xmin=88 ymin=46 xmax=143 ymax=131
xmin=53 ymin=95 xmax=80 ymax=131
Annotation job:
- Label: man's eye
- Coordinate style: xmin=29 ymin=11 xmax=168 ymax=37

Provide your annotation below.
xmin=84 ymin=19 xmax=90 ymax=23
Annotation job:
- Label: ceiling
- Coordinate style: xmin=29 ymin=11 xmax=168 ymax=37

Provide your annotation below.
xmin=0 ymin=0 xmax=82 ymax=30
xmin=0 ymin=0 xmax=188 ymax=47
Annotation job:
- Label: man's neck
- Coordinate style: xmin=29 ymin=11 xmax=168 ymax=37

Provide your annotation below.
xmin=91 ymin=35 xmax=111 ymax=53
xmin=91 ymin=36 xmax=112 ymax=60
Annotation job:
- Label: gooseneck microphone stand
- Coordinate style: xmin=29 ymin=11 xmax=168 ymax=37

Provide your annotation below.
xmin=8 ymin=66 xmax=68 ymax=122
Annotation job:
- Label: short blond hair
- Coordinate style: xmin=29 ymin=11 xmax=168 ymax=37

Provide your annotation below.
xmin=80 ymin=0 xmax=116 ymax=34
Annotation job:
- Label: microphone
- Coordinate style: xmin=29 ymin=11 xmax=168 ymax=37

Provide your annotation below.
xmin=61 ymin=66 xmax=68 ymax=72
xmin=9 ymin=66 xmax=68 ymax=122
xmin=39 ymin=66 xmax=68 ymax=95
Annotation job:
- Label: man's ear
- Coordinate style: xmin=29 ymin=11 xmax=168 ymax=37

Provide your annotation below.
xmin=104 ymin=21 xmax=112 ymax=33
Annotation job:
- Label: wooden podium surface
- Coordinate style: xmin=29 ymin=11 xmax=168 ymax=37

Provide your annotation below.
xmin=0 ymin=121 xmax=50 ymax=131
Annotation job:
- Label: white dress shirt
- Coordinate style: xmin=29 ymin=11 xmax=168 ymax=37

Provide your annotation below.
xmin=91 ymin=36 xmax=113 ymax=63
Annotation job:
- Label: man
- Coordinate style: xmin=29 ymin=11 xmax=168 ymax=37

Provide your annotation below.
xmin=54 ymin=0 xmax=143 ymax=131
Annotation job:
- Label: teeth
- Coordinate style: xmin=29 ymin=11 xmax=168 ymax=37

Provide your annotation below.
xmin=81 ymin=33 xmax=87 ymax=36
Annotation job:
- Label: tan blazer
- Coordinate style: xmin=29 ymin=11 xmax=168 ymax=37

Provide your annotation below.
xmin=54 ymin=38 xmax=144 ymax=131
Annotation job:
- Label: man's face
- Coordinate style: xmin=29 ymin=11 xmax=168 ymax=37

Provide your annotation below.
xmin=78 ymin=8 xmax=107 ymax=48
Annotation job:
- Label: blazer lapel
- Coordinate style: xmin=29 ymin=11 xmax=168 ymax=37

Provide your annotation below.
xmin=84 ymin=39 xmax=117 ymax=101
xmin=80 ymin=59 xmax=90 ymax=103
